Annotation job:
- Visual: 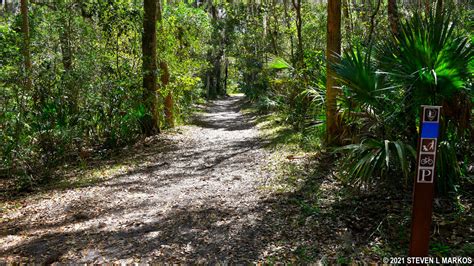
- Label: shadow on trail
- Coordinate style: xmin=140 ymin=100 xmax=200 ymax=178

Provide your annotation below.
xmin=1 ymin=95 xmax=400 ymax=263
xmin=2 ymin=154 xmax=349 ymax=263
xmin=191 ymin=96 xmax=258 ymax=132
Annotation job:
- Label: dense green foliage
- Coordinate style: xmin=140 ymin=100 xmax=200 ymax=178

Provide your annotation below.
xmin=1 ymin=1 xmax=211 ymax=187
xmin=1 ymin=1 xmax=473 ymax=263
xmin=1 ymin=1 xmax=472 ymax=197
xmin=335 ymin=9 xmax=472 ymax=193
xmin=219 ymin=1 xmax=472 ymax=196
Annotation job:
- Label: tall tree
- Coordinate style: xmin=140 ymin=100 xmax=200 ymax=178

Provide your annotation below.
xmin=343 ymin=0 xmax=352 ymax=44
xmin=283 ymin=0 xmax=295 ymax=62
xmin=207 ymin=1 xmax=226 ymax=98
xmin=20 ymin=0 xmax=32 ymax=94
xmin=325 ymin=0 xmax=342 ymax=145
xmin=13 ymin=0 xmax=32 ymax=165
xmin=388 ymin=0 xmax=399 ymax=35
xmin=292 ymin=0 xmax=304 ymax=68
xmin=58 ymin=3 xmax=77 ymax=117
xmin=269 ymin=0 xmax=280 ymax=55
xmin=142 ymin=0 xmax=160 ymax=135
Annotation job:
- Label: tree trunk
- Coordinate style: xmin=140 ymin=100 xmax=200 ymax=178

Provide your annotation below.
xmin=59 ymin=6 xmax=78 ymax=118
xmin=161 ymin=62 xmax=173 ymax=128
xmin=206 ymin=49 xmax=217 ymax=98
xmin=424 ymin=0 xmax=430 ymax=14
xmin=218 ymin=7 xmax=227 ymax=97
xmin=343 ymin=0 xmax=352 ymax=44
xmin=142 ymin=0 xmax=160 ymax=135
xmin=224 ymin=58 xmax=229 ymax=94
xmin=366 ymin=0 xmax=381 ymax=48
xmin=20 ymin=0 xmax=32 ymax=94
xmin=263 ymin=5 xmax=267 ymax=38
xmin=388 ymin=0 xmax=399 ymax=35
xmin=206 ymin=73 xmax=211 ymax=99
xmin=13 ymin=0 xmax=31 ymax=167
xmin=208 ymin=1 xmax=225 ymax=98
xmin=325 ymin=0 xmax=342 ymax=145
xmin=292 ymin=0 xmax=304 ymax=69
xmin=213 ymin=57 xmax=222 ymax=96
xmin=283 ymin=0 xmax=295 ymax=65
xmin=270 ymin=0 xmax=280 ymax=55
xmin=156 ymin=0 xmax=173 ymax=128
xmin=60 ymin=33 xmax=73 ymax=71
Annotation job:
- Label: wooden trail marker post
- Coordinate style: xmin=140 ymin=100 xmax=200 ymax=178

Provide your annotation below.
xmin=409 ymin=105 xmax=441 ymax=256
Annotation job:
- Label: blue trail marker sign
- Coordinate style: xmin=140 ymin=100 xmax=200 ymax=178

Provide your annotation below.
xmin=409 ymin=105 xmax=441 ymax=256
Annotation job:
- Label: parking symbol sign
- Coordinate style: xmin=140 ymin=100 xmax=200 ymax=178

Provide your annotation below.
xmin=417 ymin=168 xmax=434 ymax=183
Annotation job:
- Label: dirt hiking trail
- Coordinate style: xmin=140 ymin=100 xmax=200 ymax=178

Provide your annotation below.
xmin=1 ymin=95 xmax=288 ymax=263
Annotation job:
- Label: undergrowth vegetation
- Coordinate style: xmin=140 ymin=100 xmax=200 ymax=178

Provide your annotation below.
xmin=1 ymin=0 xmax=472 ymax=261
xmin=232 ymin=1 xmax=472 ymax=200
xmin=1 ymin=2 xmax=210 ymax=189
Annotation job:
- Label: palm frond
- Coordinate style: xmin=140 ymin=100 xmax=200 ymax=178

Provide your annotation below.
xmin=336 ymin=138 xmax=416 ymax=187
xmin=377 ymin=11 xmax=473 ymax=104
xmin=333 ymin=46 xmax=382 ymax=109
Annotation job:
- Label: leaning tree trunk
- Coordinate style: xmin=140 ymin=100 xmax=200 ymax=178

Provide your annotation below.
xmin=142 ymin=0 xmax=160 ymax=135
xmin=325 ymin=0 xmax=342 ymax=145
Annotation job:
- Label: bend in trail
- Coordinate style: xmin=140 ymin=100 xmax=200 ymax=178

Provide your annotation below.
xmin=1 ymin=95 xmax=281 ymax=263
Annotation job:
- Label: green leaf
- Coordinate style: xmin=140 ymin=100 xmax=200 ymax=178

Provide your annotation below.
xmin=267 ymin=57 xmax=292 ymax=70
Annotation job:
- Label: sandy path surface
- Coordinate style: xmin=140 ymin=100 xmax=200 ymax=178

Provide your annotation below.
xmin=1 ymin=95 xmax=279 ymax=263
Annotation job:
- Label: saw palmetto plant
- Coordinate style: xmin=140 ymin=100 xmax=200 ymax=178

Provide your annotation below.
xmin=334 ymin=9 xmax=473 ymax=191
